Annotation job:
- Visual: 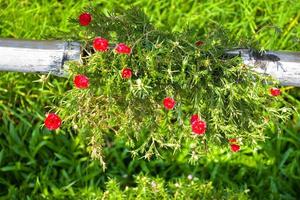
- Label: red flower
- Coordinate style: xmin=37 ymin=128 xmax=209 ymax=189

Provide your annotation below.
xmin=115 ymin=43 xmax=131 ymax=54
xmin=230 ymin=144 xmax=240 ymax=152
xmin=195 ymin=40 xmax=204 ymax=46
xmin=74 ymin=75 xmax=89 ymax=89
xmin=270 ymin=87 xmax=281 ymax=96
xmin=163 ymin=97 xmax=176 ymax=110
xmin=93 ymin=37 xmax=109 ymax=52
xmin=44 ymin=113 xmax=62 ymax=130
xmin=229 ymin=138 xmax=237 ymax=144
xmin=122 ymin=68 xmax=132 ymax=79
xmin=192 ymin=120 xmax=206 ymax=135
xmin=190 ymin=114 xmax=200 ymax=125
xmin=78 ymin=12 xmax=92 ymax=26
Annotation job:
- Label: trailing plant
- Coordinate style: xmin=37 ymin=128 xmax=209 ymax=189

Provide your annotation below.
xmin=46 ymin=7 xmax=293 ymax=168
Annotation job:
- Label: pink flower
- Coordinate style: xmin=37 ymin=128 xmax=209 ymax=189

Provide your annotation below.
xmin=115 ymin=43 xmax=131 ymax=54
xmin=122 ymin=68 xmax=132 ymax=79
xmin=190 ymin=114 xmax=200 ymax=125
xmin=44 ymin=113 xmax=62 ymax=130
xmin=192 ymin=120 xmax=206 ymax=135
xmin=93 ymin=37 xmax=109 ymax=52
xmin=78 ymin=12 xmax=92 ymax=26
xmin=270 ymin=87 xmax=281 ymax=96
xmin=74 ymin=75 xmax=89 ymax=89
xmin=230 ymin=144 xmax=240 ymax=152
xmin=163 ymin=97 xmax=176 ymax=110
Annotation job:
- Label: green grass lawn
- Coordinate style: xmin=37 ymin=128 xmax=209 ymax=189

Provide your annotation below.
xmin=0 ymin=0 xmax=299 ymax=199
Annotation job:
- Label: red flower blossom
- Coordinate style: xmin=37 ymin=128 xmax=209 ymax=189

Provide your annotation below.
xmin=163 ymin=97 xmax=176 ymax=110
xmin=230 ymin=144 xmax=240 ymax=152
xmin=78 ymin=12 xmax=92 ymax=26
xmin=192 ymin=120 xmax=206 ymax=135
xmin=93 ymin=37 xmax=109 ymax=52
xmin=229 ymin=138 xmax=237 ymax=144
xmin=122 ymin=68 xmax=132 ymax=79
xmin=74 ymin=75 xmax=89 ymax=89
xmin=115 ymin=43 xmax=131 ymax=54
xmin=190 ymin=114 xmax=200 ymax=125
xmin=195 ymin=40 xmax=204 ymax=46
xmin=270 ymin=87 xmax=281 ymax=96
xmin=44 ymin=113 xmax=62 ymax=130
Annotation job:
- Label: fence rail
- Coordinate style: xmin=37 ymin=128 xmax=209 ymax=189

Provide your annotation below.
xmin=0 ymin=39 xmax=299 ymax=86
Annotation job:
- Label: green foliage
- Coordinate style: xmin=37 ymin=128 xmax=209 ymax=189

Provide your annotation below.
xmin=0 ymin=0 xmax=300 ymax=199
xmin=101 ymin=175 xmax=249 ymax=200
xmin=57 ymin=7 xmax=293 ymax=166
xmin=0 ymin=118 xmax=103 ymax=199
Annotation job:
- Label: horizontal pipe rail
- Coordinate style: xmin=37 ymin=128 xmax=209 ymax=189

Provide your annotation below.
xmin=0 ymin=39 xmax=300 ymax=86
xmin=0 ymin=39 xmax=81 ymax=76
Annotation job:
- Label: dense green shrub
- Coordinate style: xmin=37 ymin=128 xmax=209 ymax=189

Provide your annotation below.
xmin=56 ymin=7 xmax=292 ymax=167
xmin=0 ymin=1 xmax=299 ymax=199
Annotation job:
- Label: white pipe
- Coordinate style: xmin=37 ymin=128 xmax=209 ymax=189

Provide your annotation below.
xmin=0 ymin=39 xmax=81 ymax=76
xmin=0 ymin=39 xmax=299 ymax=86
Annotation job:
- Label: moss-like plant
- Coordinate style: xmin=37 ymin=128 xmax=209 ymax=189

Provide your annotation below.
xmin=52 ymin=7 xmax=292 ymax=169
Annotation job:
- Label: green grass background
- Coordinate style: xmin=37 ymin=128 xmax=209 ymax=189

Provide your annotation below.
xmin=0 ymin=0 xmax=299 ymax=199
